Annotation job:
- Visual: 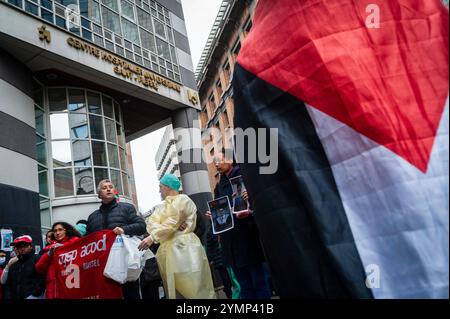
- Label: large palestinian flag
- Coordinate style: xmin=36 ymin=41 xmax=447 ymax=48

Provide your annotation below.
xmin=233 ymin=0 xmax=449 ymax=298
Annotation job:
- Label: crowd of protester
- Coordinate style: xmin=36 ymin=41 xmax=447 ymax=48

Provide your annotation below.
xmin=0 ymin=165 xmax=274 ymax=300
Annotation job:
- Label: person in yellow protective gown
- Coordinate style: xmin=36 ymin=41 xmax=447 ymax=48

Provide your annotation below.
xmin=138 ymin=173 xmax=216 ymax=299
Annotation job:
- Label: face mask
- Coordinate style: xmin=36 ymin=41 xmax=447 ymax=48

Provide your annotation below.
xmin=0 ymin=257 xmax=5 ymax=265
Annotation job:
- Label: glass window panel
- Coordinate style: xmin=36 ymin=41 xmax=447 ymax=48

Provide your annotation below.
xmin=108 ymin=143 xmax=120 ymax=168
xmin=114 ymin=102 xmax=121 ymax=123
xmin=75 ymin=167 xmax=95 ymax=195
xmin=121 ymin=0 xmax=135 ymax=21
xmin=8 ymin=0 xmax=22 ymax=7
xmin=55 ymin=16 xmax=66 ymax=28
xmin=52 ymin=141 xmax=72 ymax=167
xmin=35 ymin=106 xmax=45 ymax=137
xmin=94 ymin=167 xmax=109 ymax=191
xmin=124 ymin=39 xmax=132 ymax=49
xmin=105 ymin=118 xmax=117 ymax=143
xmin=102 ymin=0 xmax=118 ymax=11
xmin=116 ymin=46 xmax=124 ymax=56
xmin=69 ymin=113 xmax=89 ymax=139
xmin=89 ymin=115 xmax=105 ymax=140
xmin=72 ymin=140 xmax=92 ymax=166
xmin=155 ymin=37 xmax=170 ymax=60
xmin=153 ymin=18 xmax=165 ymax=39
xmin=119 ymin=147 xmax=127 ymax=171
xmin=50 ymin=113 xmax=70 ymax=139
xmin=93 ymin=23 xmax=102 ymax=34
xmin=80 ymin=0 xmax=101 ymax=24
xmin=117 ymin=123 xmax=125 ymax=148
xmin=92 ymin=141 xmax=107 ymax=166
xmin=41 ymin=0 xmax=53 ymax=10
xmin=110 ymin=169 xmax=122 ymax=194
xmin=170 ymin=45 xmax=177 ymax=63
xmin=54 ymin=168 xmax=74 ymax=197
xmin=40 ymin=205 xmax=51 ymax=228
xmin=34 ymin=89 xmax=44 ymax=107
xmin=122 ymin=18 xmax=140 ymax=44
xmin=56 ymin=0 xmax=77 ymax=5
xmin=126 ymin=50 xmax=134 ymax=60
xmin=105 ymin=40 xmax=115 ymax=51
xmin=167 ymin=27 xmax=174 ymax=45
xmin=102 ymin=6 xmax=122 ymax=35
xmin=82 ymin=29 xmax=93 ymax=41
xmin=41 ymin=9 xmax=54 ymax=23
xmin=37 ymin=142 xmax=47 ymax=166
xmin=122 ymin=172 xmax=129 ymax=196
xmin=94 ymin=34 xmax=104 ymax=46
xmin=68 ymin=89 xmax=86 ymax=112
xmin=139 ymin=28 xmax=156 ymax=53
xmin=87 ymin=91 xmax=102 ymax=114
xmin=102 ymin=96 xmax=114 ymax=118
xmin=39 ymin=170 xmax=49 ymax=197
xmin=25 ymin=1 xmax=39 ymax=15
xmin=49 ymin=88 xmax=67 ymax=112
xmin=137 ymin=7 xmax=152 ymax=31
xmin=81 ymin=17 xmax=91 ymax=29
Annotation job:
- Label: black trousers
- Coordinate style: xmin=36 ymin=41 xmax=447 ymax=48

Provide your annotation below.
xmin=141 ymin=280 xmax=161 ymax=300
xmin=216 ymin=266 xmax=232 ymax=299
xmin=122 ymin=280 xmax=141 ymax=299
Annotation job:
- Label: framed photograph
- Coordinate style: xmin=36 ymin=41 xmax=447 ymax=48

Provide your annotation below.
xmin=1 ymin=229 xmax=13 ymax=252
xmin=208 ymin=196 xmax=234 ymax=234
xmin=229 ymin=175 xmax=250 ymax=214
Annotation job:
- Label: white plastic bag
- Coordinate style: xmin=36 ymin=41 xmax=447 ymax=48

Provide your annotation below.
xmin=103 ymin=235 xmax=128 ymax=284
xmin=104 ymin=235 xmax=154 ymax=284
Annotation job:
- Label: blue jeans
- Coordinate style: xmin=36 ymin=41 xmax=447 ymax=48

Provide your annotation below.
xmin=233 ymin=263 xmax=271 ymax=299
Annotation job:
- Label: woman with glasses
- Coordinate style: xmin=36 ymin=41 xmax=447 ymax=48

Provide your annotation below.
xmin=35 ymin=222 xmax=82 ymax=299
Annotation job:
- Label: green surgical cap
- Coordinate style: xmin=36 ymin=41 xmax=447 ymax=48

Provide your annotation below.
xmin=160 ymin=173 xmax=181 ymax=191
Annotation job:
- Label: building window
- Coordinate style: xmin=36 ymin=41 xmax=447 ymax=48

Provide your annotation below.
xmin=46 ymin=87 xmax=130 ymax=198
xmin=232 ymin=39 xmax=241 ymax=57
xmin=223 ymin=110 xmax=229 ymax=128
xmin=209 ymin=93 xmax=216 ymax=113
xmin=222 ymin=59 xmax=231 ymax=84
xmin=216 ymin=79 xmax=223 ymax=99
xmin=243 ymin=16 xmax=253 ymax=35
xmin=11 ymin=0 xmax=181 ymax=82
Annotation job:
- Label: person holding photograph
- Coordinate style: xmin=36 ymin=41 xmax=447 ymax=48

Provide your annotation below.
xmin=209 ymin=149 xmax=271 ymax=299
xmin=138 ymin=174 xmax=215 ymax=299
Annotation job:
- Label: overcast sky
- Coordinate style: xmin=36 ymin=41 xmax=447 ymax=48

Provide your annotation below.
xmin=129 ymin=0 xmax=223 ymax=213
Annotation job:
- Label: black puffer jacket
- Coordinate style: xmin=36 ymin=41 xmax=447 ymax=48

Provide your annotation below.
xmin=86 ymin=201 xmax=146 ymax=236
xmin=4 ymin=251 xmax=45 ymax=299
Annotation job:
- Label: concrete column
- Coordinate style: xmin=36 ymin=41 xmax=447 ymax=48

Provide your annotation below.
xmin=0 ymin=48 xmax=42 ymax=249
xmin=171 ymin=107 xmax=212 ymax=242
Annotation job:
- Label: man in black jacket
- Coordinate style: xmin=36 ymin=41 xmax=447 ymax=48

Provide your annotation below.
xmin=86 ymin=179 xmax=146 ymax=299
xmin=3 ymin=235 xmax=45 ymax=299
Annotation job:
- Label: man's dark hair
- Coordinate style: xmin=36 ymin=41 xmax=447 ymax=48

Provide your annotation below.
xmin=51 ymin=222 xmax=82 ymax=239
